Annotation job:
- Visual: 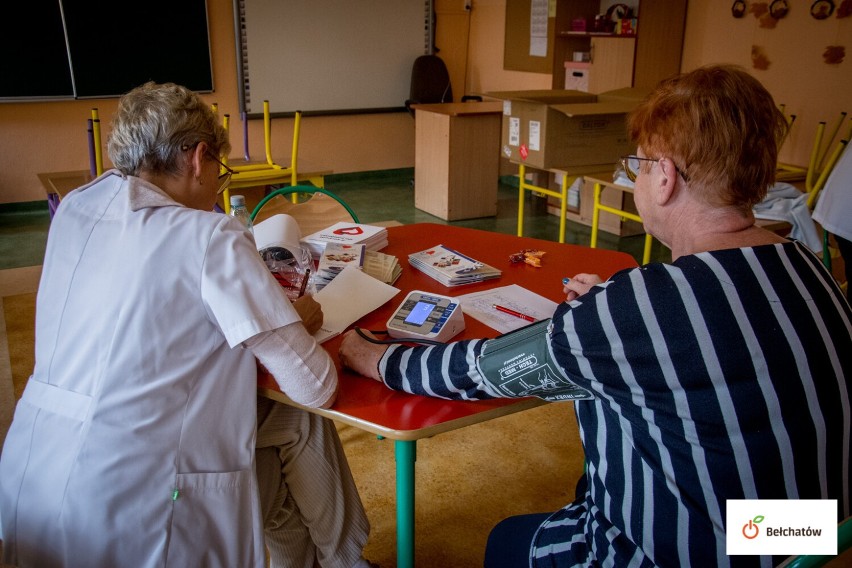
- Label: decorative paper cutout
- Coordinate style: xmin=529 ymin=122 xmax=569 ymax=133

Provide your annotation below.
xmin=811 ymin=0 xmax=835 ymax=19
xmin=750 ymin=2 xmax=770 ymax=17
xmin=751 ymin=45 xmax=772 ymax=70
xmin=769 ymin=0 xmax=789 ymax=18
xmin=823 ymin=45 xmax=846 ymax=63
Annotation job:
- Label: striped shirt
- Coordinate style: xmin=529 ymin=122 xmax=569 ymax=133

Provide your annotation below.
xmin=379 ymin=241 xmax=851 ymax=567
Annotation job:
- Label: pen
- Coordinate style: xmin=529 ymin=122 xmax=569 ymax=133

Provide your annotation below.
xmin=492 ymin=304 xmax=536 ymax=322
xmin=298 ymin=268 xmax=311 ymax=298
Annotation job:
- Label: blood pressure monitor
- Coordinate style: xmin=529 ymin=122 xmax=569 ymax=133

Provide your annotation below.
xmin=386 ymin=291 xmax=465 ymax=343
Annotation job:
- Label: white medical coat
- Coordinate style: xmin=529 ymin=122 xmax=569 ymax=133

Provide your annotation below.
xmin=0 ymin=172 xmax=301 ymax=567
xmin=813 ymin=144 xmax=852 ymax=242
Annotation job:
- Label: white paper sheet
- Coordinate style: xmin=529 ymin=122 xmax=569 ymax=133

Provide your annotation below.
xmin=457 ymin=284 xmax=559 ymax=334
xmin=312 ymin=265 xmax=400 ymax=343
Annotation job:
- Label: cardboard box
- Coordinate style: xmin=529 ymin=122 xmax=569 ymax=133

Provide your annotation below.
xmin=487 ymin=88 xmax=646 ymax=171
xmin=564 ymin=62 xmax=590 ymax=92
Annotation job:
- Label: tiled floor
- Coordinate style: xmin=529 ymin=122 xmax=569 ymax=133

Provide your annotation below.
xmin=0 ymin=168 xmax=670 ymax=271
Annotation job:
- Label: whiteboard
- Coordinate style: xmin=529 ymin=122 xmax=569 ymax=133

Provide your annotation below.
xmin=236 ymin=0 xmax=431 ymax=116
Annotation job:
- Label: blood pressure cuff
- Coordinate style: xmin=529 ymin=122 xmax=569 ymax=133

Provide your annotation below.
xmin=475 ymin=319 xmax=592 ymax=402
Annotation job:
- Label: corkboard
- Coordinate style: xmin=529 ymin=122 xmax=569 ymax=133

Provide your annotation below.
xmin=504 ymin=0 xmax=555 ymax=73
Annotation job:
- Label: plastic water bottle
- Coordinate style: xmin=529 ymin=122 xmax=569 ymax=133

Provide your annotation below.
xmin=229 ymin=195 xmax=253 ymax=234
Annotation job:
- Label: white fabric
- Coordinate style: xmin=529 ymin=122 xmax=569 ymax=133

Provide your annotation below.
xmin=753 ymin=182 xmax=823 ymax=251
xmin=255 ymin=398 xmax=370 ymax=568
xmin=0 ymin=171 xmax=306 ymax=567
xmin=244 ymin=324 xmax=336 ymax=407
xmin=812 ymin=145 xmax=852 ymax=242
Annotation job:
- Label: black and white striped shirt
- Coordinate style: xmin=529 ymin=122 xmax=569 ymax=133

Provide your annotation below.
xmin=379 ymin=241 xmax=851 ymax=567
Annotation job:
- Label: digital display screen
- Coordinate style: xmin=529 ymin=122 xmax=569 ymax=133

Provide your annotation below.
xmin=404 ymin=301 xmax=435 ymax=326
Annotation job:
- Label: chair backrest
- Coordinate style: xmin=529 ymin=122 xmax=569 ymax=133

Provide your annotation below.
xmin=405 ymin=54 xmax=453 ymax=115
xmin=251 ymin=185 xmax=359 ymax=236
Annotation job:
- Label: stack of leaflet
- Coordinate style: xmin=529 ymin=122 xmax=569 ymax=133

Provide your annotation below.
xmin=301 ymin=222 xmax=389 ymax=260
xmin=315 ymin=243 xmax=365 ymax=291
xmin=408 ymin=244 xmax=501 ymax=287
xmin=363 ymin=250 xmax=402 ymax=285
xmin=315 ymin=244 xmax=402 ymax=290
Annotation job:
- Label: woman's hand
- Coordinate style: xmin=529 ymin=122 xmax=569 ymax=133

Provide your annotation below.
xmin=339 ymin=329 xmax=388 ymax=382
xmin=291 ymin=295 xmax=323 ymax=335
xmin=563 ymin=273 xmax=603 ymax=301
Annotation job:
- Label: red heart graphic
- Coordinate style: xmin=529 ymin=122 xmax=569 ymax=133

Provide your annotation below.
xmin=334 ymin=227 xmax=364 ymax=235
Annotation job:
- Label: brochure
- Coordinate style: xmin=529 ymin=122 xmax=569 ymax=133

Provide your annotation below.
xmin=301 ymin=222 xmax=389 ymax=259
xmin=408 ymin=244 xmax=501 ymax=287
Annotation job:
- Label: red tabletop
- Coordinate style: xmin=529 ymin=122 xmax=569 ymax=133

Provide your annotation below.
xmin=258 ymin=223 xmax=637 ymax=440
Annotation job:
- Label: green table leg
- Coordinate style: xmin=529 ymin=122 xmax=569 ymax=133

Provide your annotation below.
xmin=395 ymin=440 xmax=417 ymax=568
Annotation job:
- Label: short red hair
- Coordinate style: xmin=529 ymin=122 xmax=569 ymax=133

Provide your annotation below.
xmin=628 ymin=65 xmax=787 ymax=211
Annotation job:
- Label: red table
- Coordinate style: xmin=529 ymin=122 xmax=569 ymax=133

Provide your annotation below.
xmin=259 ymin=223 xmax=637 ymax=567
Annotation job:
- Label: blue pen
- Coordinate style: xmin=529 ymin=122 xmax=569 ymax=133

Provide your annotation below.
xmin=562 ymin=277 xmax=571 ymax=285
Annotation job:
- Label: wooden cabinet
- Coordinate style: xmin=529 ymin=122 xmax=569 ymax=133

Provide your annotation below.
xmin=551 ymin=0 xmax=686 ymax=92
xmin=587 ymin=37 xmax=635 ymax=93
xmin=413 ymin=102 xmax=503 ymax=221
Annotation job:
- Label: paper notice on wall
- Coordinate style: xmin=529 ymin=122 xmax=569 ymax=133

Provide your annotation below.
xmin=530 ymin=0 xmax=548 ymax=57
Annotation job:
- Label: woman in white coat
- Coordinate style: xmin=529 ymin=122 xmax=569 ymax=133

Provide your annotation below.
xmin=0 ymin=82 xmax=371 ymax=568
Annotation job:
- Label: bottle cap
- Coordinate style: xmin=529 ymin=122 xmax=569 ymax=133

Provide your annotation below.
xmin=229 ymin=195 xmax=246 ymax=207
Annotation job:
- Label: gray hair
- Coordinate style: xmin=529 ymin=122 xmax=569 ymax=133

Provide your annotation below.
xmin=107 ymin=82 xmax=230 ymax=176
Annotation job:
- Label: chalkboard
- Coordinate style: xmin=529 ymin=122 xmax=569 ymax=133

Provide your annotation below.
xmin=0 ymin=0 xmax=213 ymax=100
xmin=235 ymin=0 xmax=432 ymax=117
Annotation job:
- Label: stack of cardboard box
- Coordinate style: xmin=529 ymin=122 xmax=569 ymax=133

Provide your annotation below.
xmin=485 ymin=88 xmax=648 ymax=237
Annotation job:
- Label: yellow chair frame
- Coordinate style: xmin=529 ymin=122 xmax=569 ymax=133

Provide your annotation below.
xmin=219 ymin=101 xmax=304 ymax=213
xmin=587 ymin=175 xmax=654 ymax=265
xmin=516 ymin=163 xmax=612 ymax=244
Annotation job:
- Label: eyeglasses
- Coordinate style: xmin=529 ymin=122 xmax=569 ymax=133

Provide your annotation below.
xmin=207 ymin=152 xmax=235 ymax=195
xmin=620 ymin=155 xmax=689 ymax=183
xmin=181 ymin=144 xmax=235 ymax=194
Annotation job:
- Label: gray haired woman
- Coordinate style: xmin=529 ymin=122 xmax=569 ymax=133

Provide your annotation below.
xmin=0 ymin=82 xmax=372 ymax=568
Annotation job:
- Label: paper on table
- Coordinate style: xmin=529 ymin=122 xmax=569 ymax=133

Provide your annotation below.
xmin=312 ymin=265 xmax=400 ymax=343
xmin=457 ymin=284 xmax=558 ymax=334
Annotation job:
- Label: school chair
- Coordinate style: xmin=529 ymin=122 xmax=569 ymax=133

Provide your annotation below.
xmin=776 ymin=104 xmax=807 ymax=182
xmin=585 ymin=173 xmax=654 ymax=265
xmin=219 ymin=101 xmax=306 ymax=214
xmin=778 ymin=516 xmax=852 ymax=568
xmin=250 ymin=185 xmax=359 ymax=237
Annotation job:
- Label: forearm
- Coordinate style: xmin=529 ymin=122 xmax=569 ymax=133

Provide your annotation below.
xmin=246 ymin=323 xmax=337 ymax=408
xmin=379 ymin=338 xmax=499 ymax=400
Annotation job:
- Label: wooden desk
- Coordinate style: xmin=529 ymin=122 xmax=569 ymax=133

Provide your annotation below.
xmin=258 ymin=223 xmax=637 ymax=568
xmin=37 ymin=170 xmax=93 ymax=218
xmin=412 ymin=102 xmax=503 ymax=221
